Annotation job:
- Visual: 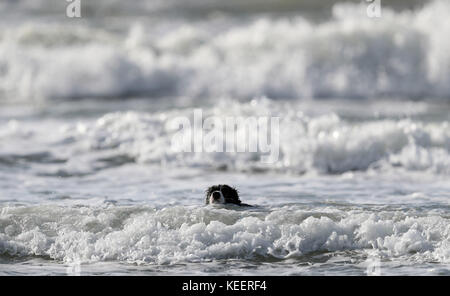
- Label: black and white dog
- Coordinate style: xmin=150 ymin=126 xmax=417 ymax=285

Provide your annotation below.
xmin=205 ymin=184 xmax=251 ymax=206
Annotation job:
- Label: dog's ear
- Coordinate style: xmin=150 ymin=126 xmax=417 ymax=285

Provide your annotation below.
xmin=205 ymin=186 xmax=212 ymax=204
xmin=221 ymin=185 xmax=241 ymax=204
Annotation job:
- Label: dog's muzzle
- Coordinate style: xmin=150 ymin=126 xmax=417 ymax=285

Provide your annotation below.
xmin=210 ymin=191 xmax=224 ymax=204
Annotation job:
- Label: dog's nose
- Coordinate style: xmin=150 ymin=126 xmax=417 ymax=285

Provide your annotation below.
xmin=212 ymin=191 xmax=221 ymax=200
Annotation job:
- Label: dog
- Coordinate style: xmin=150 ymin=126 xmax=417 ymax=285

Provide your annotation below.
xmin=205 ymin=184 xmax=251 ymax=206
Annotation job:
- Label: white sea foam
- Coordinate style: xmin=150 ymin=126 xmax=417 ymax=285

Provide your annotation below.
xmin=0 ymin=204 xmax=448 ymax=265
xmin=1 ymin=99 xmax=449 ymax=176
xmin=1 ymin=0 xmax=450 ymax=101
xmin=58 ymin=100 xmax=450 ymax=175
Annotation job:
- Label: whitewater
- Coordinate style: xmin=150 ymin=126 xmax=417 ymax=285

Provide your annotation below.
xmin=0 ymin=0 xmax=449 ymax=275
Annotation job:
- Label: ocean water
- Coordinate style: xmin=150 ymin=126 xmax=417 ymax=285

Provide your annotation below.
xmin=0 ymin=0 xmax=449 ymax=276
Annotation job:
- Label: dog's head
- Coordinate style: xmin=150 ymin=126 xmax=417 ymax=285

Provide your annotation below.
xmin=205 ymin=184 xmax=241 ymax=205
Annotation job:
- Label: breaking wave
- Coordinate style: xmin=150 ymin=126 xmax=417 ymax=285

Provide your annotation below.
xmin=0 ymin=204 xmax=448 ymax=264
xmin=1 ymin=99 xmax=450 ymax=176
xmin=0 ymin=0 xmax=449 ymax=101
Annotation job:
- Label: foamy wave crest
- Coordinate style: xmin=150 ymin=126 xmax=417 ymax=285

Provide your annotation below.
xmin=2 ymin=99 xmax=449 ymax=175
xmin=53 ymin=99 xmax=450 ymax=175
xmin=1 ymin=0 xmax=449 ymax=100
xmin=0 ymin=204 xmax=448 ymax=264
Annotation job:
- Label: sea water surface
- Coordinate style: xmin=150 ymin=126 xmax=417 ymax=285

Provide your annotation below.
xmin=0 ymin=0 xmax=449 ymax=275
